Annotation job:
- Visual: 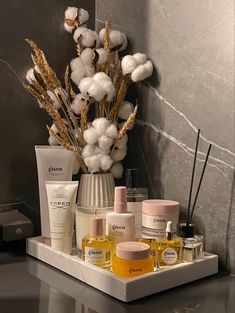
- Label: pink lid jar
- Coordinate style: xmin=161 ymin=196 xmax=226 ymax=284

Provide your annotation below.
xmin=142 ymin=200 xmax=179 ymax=238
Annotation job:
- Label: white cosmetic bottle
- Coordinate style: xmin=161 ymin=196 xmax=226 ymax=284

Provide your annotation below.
xmin=106 ymin=186 xmax=135 ymax=251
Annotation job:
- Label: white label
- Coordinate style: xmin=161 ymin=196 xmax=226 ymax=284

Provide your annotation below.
xmin=161 ymin=248 xmax=177 ymax=265
xmin=142 ymin=214 xmax=178 ymax=231
xmin=85 ymin=247 xmax=106 ymax=265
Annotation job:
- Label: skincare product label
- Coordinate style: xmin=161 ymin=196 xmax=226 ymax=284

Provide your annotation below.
xmin=161 ymin=248 xmax=177 ymax=265
xmin=142 ymin=214 xmax=178 ymax=231
xmin=85 ymin=247 xmax=106 ymax=264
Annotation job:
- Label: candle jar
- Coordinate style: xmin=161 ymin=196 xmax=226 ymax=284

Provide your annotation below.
xmin=75 ymin=203 xmax=113 ymax=253
xmin=112 ymin=242 xmax=154 ymax=278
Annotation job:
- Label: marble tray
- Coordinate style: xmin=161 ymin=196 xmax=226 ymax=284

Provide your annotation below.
xmin=26 ymin=236 xmax=218 ymax=302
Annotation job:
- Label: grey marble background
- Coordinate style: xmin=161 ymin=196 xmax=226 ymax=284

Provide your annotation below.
xmin=96 ymin=0 xmax=235 ymax=273
xmin=0 ymin=0 xmax=95 ymax=230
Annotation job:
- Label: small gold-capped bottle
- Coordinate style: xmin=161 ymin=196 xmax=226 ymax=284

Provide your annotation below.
xmin=82 ymin=217 xmax=111 ymax=269
xmin=157 ymin=221 xmax=182 ymax=267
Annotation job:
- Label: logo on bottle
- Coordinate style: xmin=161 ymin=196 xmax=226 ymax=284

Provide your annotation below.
xmin=161 ymin=248 xmax=177 ymax=265
xmin=129 ymin=268 xmax=142 ymax=274
xmin=50 ymin=201 xmax=70 ymax=209
xmin=112 ymin=224 xmax=126 ymax=231
xmin=48 ymin=166 xmax=63 ymax=173
xmin=153 ymin=218 xmax=166 ymax=223
xmin=88 ymin=249 xmax=102 ymax=256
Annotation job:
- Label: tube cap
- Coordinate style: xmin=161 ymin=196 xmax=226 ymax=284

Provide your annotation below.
xmin=114 ymin=186 xmax=127 ymax=213
xmin=116 ymin=242 xmax=150 ymax=260
xmin=90 ymin=217 xmax=103 ymax=236
xmin=178 ymin=223 xmax=195 ymax=238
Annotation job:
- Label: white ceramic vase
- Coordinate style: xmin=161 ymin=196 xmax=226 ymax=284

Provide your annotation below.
xmin=77 ymin=173 xmax=115 ymax=207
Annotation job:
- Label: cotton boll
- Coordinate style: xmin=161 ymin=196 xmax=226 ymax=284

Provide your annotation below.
xmin=83 ymin=127 xmax=99 ymax=145
xmin=78 ymin=8 xmax=89 ymax=25
xmin=64 ymin=22 xmax=74 ymax=33
xmin=109 ymin=30 xmax=123 ymax=48
xmin=84 ymin=155 xmax=100 ymax=173
xmin=93 ymin=72 xmax=110 ymax=82
xmin=121 ymin=55 xmax=138 ymax=75
xmin=70 ymin=94 xmax=84 ymax=115
xmin=99 ymin=154 xmax=113 ymax=171
xmin=70 ymin=57 xmax=83 ymax=72
xmin=95 ymin=146 xmax=109 ymax=155
xmin=131 ymin=60 xmax=153 ymax=82
xmin=116 ymin=134 xmax=128 ymax=149
xmin=65 ymin=6 xmax=78 ymax=20
xmin=105 ymin=124 xmax=118 ymax=139
xmin=85 ymin=65 xmax=95 ymax=77
xmin=102 ymin=81 xmax=115 ymax=102
xmin=78 ymin=77 xmax=93 ymax=96
xmin=98 ymin=135 xmax=114 ymax=151
xmin=92 ymin=118 xmax=110 ymax=136
xmin=88 ymin=82 xmax=106 ymax=101
xmin=71 ymin=70 xmax=86 ymax=86
xmin=133 ymin=53 xmax=147 ymax=65
xmin=72 ymin=158 xmax=80 ymax=175
xmin=118 ymin=101 xmax=134 ymax=120
xmin=95 ymin=48 xmax=108 ymax=65
xmin=112 ymin=148 xmax=127 ymax=162
xmin=110 ymin=162 xmax=124 ymax=179
xmin=119 ymin=33 xmax=128 ymax=51
xmin=73 ymin=27 xmax=88 ymax=43
xmin=82 ymin=144 xmax=96 ymax=158
xmin=80 ymin=48 xmax=93 ymax=65
xmin=48 ymin=135 xmax=59 ymax=146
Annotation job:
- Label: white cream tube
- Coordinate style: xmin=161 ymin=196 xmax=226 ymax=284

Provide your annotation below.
xmin=35 ymin=146 xmax=75 ymax=238
xmin=45 ymin=181 xmax=78 ymax=254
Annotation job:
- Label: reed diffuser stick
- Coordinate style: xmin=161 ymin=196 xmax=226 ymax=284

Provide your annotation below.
xmin=189 ymin=144 xmax=212 ymax=224
xmin=186 ymin=129 xmax=200 ymax=225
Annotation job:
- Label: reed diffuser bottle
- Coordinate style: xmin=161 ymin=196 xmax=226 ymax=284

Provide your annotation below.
xmin=82 ymin=217 xmax=111 ymax=269
xmin=178 ymin=129 xmax=212 ymax=262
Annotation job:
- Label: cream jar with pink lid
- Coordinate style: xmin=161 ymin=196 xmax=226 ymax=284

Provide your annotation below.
xmin=142 ymin=200 xmax=179 ymax=239
xmin=112 ymin=242 xmax=154 ymax=278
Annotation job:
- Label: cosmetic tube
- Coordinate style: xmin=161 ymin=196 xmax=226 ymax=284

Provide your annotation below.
xmin=45 ymin=181 xmax=78 ymax=254
xmin=35 ymin=146 xmax=75 ymax=238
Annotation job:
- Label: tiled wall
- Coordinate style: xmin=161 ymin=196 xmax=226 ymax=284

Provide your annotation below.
xmin=96 ymin=0 xmax=235 ymax=273
xmin=0 ymin=0 xmax=95 ymax=230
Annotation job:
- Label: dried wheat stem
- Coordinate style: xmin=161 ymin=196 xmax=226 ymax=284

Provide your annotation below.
xmin=80 ymin=99 xmax=89 ymax=134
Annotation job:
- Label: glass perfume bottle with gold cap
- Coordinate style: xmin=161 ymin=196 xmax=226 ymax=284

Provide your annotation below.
xmin=157 ymin=221 xmax=182 ymax=267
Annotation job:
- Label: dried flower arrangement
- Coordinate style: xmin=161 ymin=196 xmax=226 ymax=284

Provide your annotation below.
xmin=24 ymin=6 xmax=153 ymax=178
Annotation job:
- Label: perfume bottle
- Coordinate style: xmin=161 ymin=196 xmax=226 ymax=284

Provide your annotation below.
xmin=178 ymin=223 xmax=203 ymax=262
xmin=106 ymin=187 xmax=135 ymax=251
xmin=82 ymin=217 xmax=111 ymax=269
xmin=157 ymin=221 xmax=182 ymax=267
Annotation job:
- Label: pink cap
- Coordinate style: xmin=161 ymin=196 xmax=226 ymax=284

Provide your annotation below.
xmin=116 ymin=242 xmax=150 ymax=260
xmin=114 ymin=186 xmax=127 ymax=213
xmin=142 ymin=200 xmax=179 ymax=215
xmin=90 ymin=217 xmax=103 ymax=236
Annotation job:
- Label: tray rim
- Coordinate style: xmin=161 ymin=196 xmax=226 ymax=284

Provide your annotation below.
xmin=26 ymin=236 xmax=218 ymax=302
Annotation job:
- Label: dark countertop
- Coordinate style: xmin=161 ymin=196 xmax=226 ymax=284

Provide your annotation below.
xmin=0 ymin=249 xmax=234 ymax=313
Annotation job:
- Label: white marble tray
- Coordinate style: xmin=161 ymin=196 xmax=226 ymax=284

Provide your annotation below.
xmin=27 ymin=236 xmax=218 ymax=302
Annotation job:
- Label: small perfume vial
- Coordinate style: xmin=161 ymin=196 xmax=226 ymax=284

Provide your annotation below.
xmin=157 ymin=221 xmax=182 ymax=267
xmin=82 ymin=217 xmax=111 ymax=269
xmin=112 ymin=242 xmax=154 ymax=278
xmin=178 ymin=223 xmax=204 ymax=262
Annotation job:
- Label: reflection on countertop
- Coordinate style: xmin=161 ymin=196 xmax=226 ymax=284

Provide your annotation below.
xmin=0 ymin=251 xmax=234 ymax=313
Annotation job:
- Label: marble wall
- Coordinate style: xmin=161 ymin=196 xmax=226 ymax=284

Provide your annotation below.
xmin=0 ymin=1 xmax=95 ymax=230
xmin=96 ymin=0 xmax=235 ymax=273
